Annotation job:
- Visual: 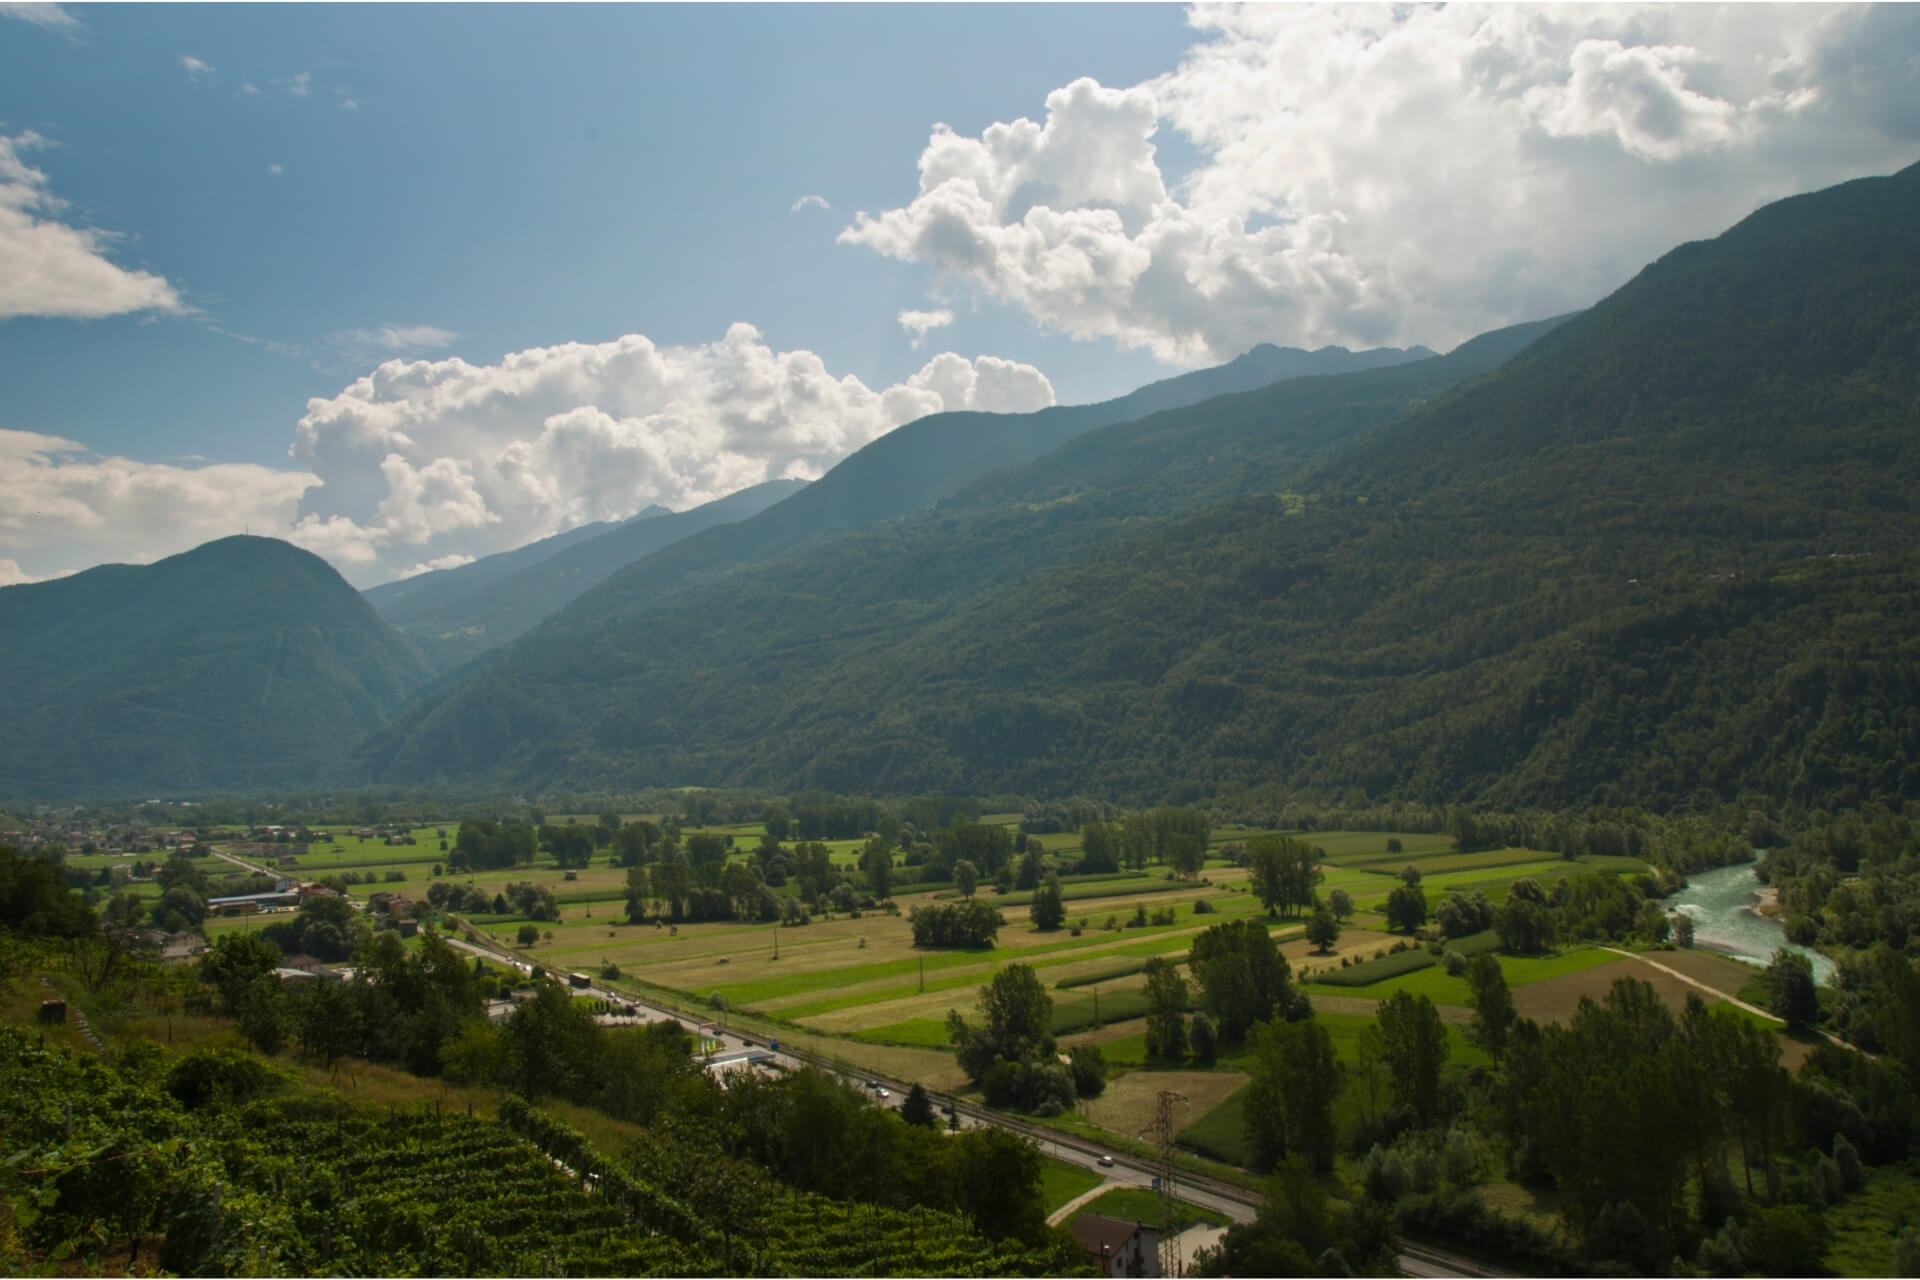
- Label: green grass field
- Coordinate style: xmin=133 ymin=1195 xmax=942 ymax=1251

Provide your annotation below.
xmin=1177 ymin=1083 xmax=1252 ymax=1167
xmin=1040 ymin=1158 xmax=1107 ymax=1215
xmin=1073 ymin=1186 xmax=1228 ymax=1231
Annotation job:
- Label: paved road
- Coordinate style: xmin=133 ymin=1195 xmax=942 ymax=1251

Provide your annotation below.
xmin=211 ymin=846 xmax=273 ymax=876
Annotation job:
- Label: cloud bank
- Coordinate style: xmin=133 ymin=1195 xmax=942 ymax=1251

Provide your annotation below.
xmin=843 ymin=4 xmax=1920 ymax=364
xmin=0 ymin=132 xmax=183 ymax=321
xmin=1 ymin=329 xmax=1053 ymax=586
xmin=283 ymin=325 xmax=1053 ymax=584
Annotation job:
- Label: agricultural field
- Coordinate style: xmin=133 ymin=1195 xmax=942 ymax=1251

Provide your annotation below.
xmin=177 ymin=822 xmax=1667 ymax=1173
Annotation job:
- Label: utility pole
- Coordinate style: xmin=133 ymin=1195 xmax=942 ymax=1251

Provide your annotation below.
xmin=1140 ymin=1090 xmax=1189 ymax=1279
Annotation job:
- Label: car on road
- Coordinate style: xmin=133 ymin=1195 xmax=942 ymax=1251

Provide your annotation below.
xmin=1097 ymin=1155 xmax=1115 ymax=1167
xmin=877 ymin=1088 xmax=890 ymax=1099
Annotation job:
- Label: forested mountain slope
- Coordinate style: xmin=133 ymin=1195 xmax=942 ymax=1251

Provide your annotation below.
xmin=379 ymin=479 xmax=805 ymax=673
xmin=354 ymin=319 xmax=1561 ymax=789
xmin=0 ymin=537 xmax=432 ymax=798
xmin=425 ymin=343 xmax=1435 ymax=654
xmin=367 ymin=345 xmax=1428 ymax=675
xmin=359 ymin=162 xmax=1920 ymax=810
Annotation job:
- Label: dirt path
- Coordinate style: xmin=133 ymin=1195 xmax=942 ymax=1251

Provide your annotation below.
xmin=1604 ymin=946 xmax=1871 ymax=1059
xmin=1599 ymin=947 xmax=1779 ymax=1020
xmin=1046 ymin=1180 xmax=1117 ymax=1227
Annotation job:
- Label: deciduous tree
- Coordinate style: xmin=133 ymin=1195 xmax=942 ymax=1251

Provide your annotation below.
xmin=1144 ymin=957 xmax=1189 ymax=1060
xmin=1465 ymin=952 xmax=1515 ymax=1064
xmin=1377 ymin=990 xmax=1449 ymax=1126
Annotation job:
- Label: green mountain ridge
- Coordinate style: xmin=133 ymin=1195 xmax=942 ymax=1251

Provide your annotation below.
xmin=362 ymin=343 xmax=1430 ymax=676
xmin=356 ymin=160 xmax=1920 ymax=813
xmin=381 ymin=478 xmax=808 ymax=673
xmin=351 ymin=317 xmax=1567 ymax=790
xmin=0 ymin=536 xmax=433 ymax=798
xmin=438 ymin=341 xmax=1438 ymax=660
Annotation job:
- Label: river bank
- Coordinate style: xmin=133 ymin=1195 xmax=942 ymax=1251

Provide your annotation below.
xmin=1666 ymin=860 xmax=1836 ymax=986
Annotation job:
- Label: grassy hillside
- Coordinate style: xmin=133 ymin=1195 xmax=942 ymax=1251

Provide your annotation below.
xmin=0 ymin=536 xmax=432 ymax=798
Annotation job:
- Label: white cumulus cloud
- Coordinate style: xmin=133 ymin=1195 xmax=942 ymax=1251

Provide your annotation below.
xmin=0 ymin=429 xmax=320 ymax=583
xmin=286 ymin=324 xmax=1054 ymax=584
xmin=0 ymin=131 xmax=183 ymax=321
xmin=179 ymin=54 xmax=214 ymax=80
xmin=0 ymin=3 xmax=79 ymax=34
xmin=898 ymin=307 xmax=954 ymax=348
xmin=843 ymin=3 xmax=1920 ymax=364
xmin=790 ymin=194 xmax=831 ymax=213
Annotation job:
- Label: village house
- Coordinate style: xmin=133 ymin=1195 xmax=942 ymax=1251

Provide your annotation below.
xmin=1070 ymin=1215 xmax=1159 ymax=1278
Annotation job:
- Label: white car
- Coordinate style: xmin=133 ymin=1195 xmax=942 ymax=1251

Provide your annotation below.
xmin=1097 ymin=1155 xmax=1115 ymax=1167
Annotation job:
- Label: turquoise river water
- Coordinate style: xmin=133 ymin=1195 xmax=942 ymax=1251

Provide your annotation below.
xmin=1665 ymin=860 xmax=1836 ymax=986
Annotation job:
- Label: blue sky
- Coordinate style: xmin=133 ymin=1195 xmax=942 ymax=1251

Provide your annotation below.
xmin=2 ymin=3 xmax=1916 ymax=586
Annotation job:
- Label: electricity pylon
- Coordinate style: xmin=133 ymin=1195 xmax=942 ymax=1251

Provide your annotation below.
xmin=1139 ymin=1090 xmax=1189 ymax=1278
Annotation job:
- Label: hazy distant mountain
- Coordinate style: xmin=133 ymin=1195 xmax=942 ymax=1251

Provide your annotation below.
xmin=361 ymin=161 xmax=1920 ymax=813
xmin=384 ymin=480 xmax=807 ymax=673
xmin=363 ymin=504 xmax=671 ymax=618
xmin=0 ymin=537 xmax=431 ymax=798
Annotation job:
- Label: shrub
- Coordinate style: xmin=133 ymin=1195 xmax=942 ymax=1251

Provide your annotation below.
xmin=163 ymin=1046 xmax=286 ymax=1110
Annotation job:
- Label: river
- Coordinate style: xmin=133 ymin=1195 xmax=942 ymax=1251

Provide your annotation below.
xmin=1666 ymin=860 xmax=1836 ymax=986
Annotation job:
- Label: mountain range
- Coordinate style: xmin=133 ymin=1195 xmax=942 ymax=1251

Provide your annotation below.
xmin=0 ymin=537 xmax=431 ymax=797
xmin=358 ymin=161 xmax=1920 ymax=813
xmin=5 ymin=161 xmax=1916 ymax=809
